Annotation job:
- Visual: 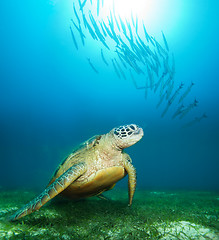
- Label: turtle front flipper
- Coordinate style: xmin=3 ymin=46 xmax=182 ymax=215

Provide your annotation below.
xmin=9 ymin=162 xmax=87 ymax=221
xmin=123 ymin=154 xmax=136 ymax=206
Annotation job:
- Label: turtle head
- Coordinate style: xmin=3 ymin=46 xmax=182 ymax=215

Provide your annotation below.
xmin=111 ymin=124 xmax=144 ymax=149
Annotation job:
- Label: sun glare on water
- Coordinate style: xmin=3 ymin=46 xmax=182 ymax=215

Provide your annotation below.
xmin=101 ymin=0 xmax=158 ymax=21
xmin=94 ymin=0 xmax=165 ymax=32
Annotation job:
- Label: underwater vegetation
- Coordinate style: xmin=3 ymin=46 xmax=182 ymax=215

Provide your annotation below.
xmin=69 ymin=0 xmax=206 ymax=127
xmin=1 ymin=188 xmax=218 ymax=239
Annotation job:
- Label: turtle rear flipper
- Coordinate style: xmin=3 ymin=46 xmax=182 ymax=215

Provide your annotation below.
xmin=9 ymin=162 xmax=86 ymax=221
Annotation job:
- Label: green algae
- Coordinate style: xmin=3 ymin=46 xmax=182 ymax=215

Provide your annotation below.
xmin=0 ymin=189 xmax=218 ymax=239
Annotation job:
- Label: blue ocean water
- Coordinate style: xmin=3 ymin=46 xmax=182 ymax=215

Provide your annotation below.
xmin=0 ymin=0 xmax=218 ymax=194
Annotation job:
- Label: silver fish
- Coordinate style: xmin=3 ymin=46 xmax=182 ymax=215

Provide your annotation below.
xmin=101 ymin=49 xmax=108 ymax=66
xmin=168 ymin=82 xmax=184 ymax=105
xmin=87 ymin=58 xmax=99 ymax=74
xmin=102 ymin=21 xmax=114 ymax=39
xmin=71 ymin=19 xmax=86 ymax=46
xmin=156 ymin=91 xmax=167 ymax=109
xmin=154 ymin=72 xmax=166 ymax=93
xmin=172 ymin=104 xmax=185 ymax=119
xmin=178 ymin=82 xmax=194 ymax=103
xmin=82 ymin=13 xmax=96 ymax=39
xmin=161 ymin=31 xmax=169 ymax=52
xmin=69 ymin=26 xmax=78 ymax=50
xmin=115 ymin=50 xmax=127 ymax=69
xmin=80 ymin=0 xmax=88 ymax=10
xmin=99 ymin=21 xmax=107 ymax=37
xmin=73 ymin=3 xmax=80 ymax=24
xmin=142 ymin=22 xmax=150 ymax=43
xmin=179 ymin=99 xmax=198 ymax=119
xmin=165 ymin=80 xmax=174 ymax=100
xmin=115 ymin=58 xmax=126 ymax=80
xmin=182 ymin=113 xmax=207 ymax=128
xmin=119 ymin=16 xmax=127 ymax=35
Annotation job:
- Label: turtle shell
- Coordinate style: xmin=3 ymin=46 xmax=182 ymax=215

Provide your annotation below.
xmin=50 ymin=135 xmax=101 ymax=182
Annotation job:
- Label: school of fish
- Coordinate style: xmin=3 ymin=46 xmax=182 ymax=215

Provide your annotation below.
xmin=70 ymin=0 xmax=206 ymax=127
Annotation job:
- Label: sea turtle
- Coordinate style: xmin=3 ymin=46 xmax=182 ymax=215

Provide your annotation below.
xmin=9 ymin=124 xmax=143 ymax=221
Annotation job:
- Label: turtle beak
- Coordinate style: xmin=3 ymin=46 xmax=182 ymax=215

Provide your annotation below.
xmin=134 ymin=127 xmax=144 ymax=137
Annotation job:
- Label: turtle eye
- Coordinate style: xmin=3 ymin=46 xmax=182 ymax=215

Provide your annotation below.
xmin=130 ymin=125 xmax=135 ymax=130
xmin=114 ymin=130 xmax=119 ymax=135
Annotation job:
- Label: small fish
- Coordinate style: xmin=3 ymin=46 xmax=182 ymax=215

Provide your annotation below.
xmin=69 ymin=26 xmax=78 ymax=50
xmin=87 ymin=58 xmax=99 ymax=74
xmin=80 ymin=0 xmax=88 ymax=11
xmin=126 ymin=19 xmax=133 ymax=41
xmin=168 ymin=82 xmax=184 ymax=105
xmin=156 ymin=91 xmax=167 ymax=109
xmin=178 ymin=82 xmax=194 ymax=103
xmin=115 ymin=49 xmax=127 ymax=69
xmin=154 ymin=72 xmax=166 ymax=93
xmin=78 ymin=0 xmax=82 ymax=10
xmin=101 ymin=49 xmax=108 ymax=66
xmin=152 ymin=37 xmax=167 ymax=57
xmin=102 ymin=21 xmax=114 ymax=39
xmin=179 ymin=99 xmax=198 ymax=119
xmin=78 ymin=24 xmax=85 ymax=46
xmin=161 ymin=31 xmax=169 ymax=52
xmin=165 ymin=80 xmax=174 ymax=100
xmin=163 ymin=75 xmax=173 ymax=91
xmin=109 ymin=10 xmax=114 ymax=28
xmin=152 ymin=50 xmax=161 ymax=68
xmin=99 ymin=21 xmax=107 ymax=37
xmin=82 ymin=13 xmax=87 ymax=29
xmin=108 ymin=18 xmax=119 ymax=45
xmin=73 ymin=3 xmax=80 ymax=25
xmin=163 ymin=56 xmax=171 ymax=75
xmin=119 ymin=16 xmax=127 ymax=35
xmin=182 ymin=113 xmax=207 ymax=128
xmin=172 ymin=104 xmax=185 ymax=119
xmin=89 ymin=12 xmax=105 ymax=42
xmin=100 ymin=38 xmax=110 ymax=50
xmin=114 ymin=15 xmax=121 ymax=31
xmin=142 ymin=22 xmax=150 ymax=43
xmin=84 ymin=17 xmax=97 ymax=40
xmin=71 ymin=19 xmax=86 ymax=46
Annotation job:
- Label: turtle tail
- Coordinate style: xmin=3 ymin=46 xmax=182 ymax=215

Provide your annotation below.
xmin=8 ymin=162 xmax=86 ymax=221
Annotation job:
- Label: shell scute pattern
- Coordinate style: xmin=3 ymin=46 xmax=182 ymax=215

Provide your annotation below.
xmin=52 ymin=135 xmax=101 ymax=179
